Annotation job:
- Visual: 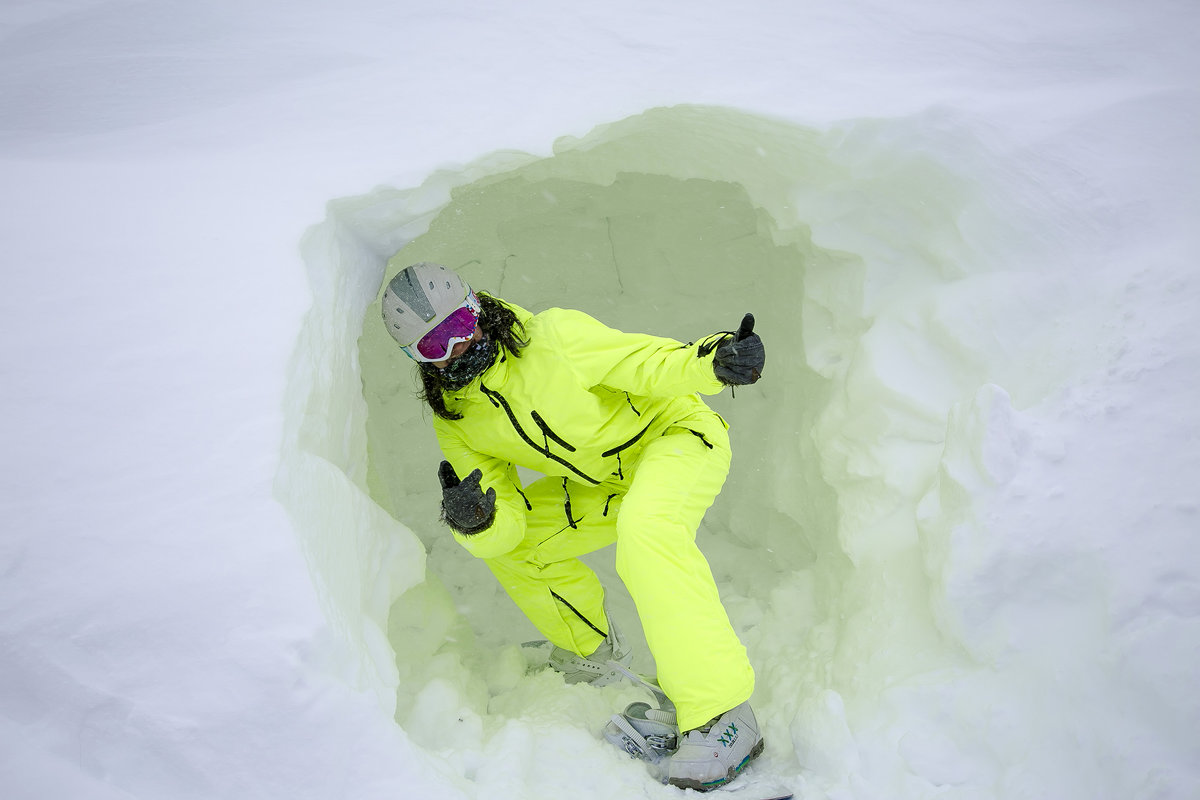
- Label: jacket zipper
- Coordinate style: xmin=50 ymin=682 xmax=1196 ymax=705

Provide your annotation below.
xmin=479 ymin=384 xmax=602 ymax=485
xmin=531 ymin=410 xmax=577 ymax=452
xmin=601 ymin=423 xmax=652 ymax=480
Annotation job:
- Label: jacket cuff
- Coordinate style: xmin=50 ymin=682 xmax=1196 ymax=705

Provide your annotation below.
xmin=440 ymin=503 xmax=496 ymax=536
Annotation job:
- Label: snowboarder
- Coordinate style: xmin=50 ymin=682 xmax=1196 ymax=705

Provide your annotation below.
xmin=382 ymin=261 xmax=767 ymax=791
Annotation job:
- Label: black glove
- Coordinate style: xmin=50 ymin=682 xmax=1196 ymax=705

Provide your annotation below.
xmin=712 ymin=313 xmax=765 ymax=386
xmin=438 ymin=461 xmax=496 ymax=535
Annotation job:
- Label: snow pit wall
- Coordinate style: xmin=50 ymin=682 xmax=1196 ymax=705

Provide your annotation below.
xmin=276 ymin=105 xmax=1081 ymax=788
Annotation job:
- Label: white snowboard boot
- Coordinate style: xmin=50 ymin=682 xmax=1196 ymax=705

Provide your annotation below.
xmin=667 ymin=700 xmax=764 ymax=791
xmin=546 ymin=621 xmax=632 ymax=687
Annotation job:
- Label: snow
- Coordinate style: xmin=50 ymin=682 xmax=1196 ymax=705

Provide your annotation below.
xmin=2 ymin=1 xmax=1198 ymax=799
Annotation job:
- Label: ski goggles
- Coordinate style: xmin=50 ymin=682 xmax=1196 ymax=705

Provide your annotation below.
xmin=402 ymin=292 xmax=482 ymax=362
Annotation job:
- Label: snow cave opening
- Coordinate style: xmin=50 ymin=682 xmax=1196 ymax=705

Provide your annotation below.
xmin=277 ymin=105 xmax=1072 ymax=769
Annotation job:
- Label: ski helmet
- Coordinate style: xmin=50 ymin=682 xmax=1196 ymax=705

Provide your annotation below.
xmin=381 ymin=262 xmax=479 ymax=361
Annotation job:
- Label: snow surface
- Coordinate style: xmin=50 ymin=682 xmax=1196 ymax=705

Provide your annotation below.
xmin=2 ymin=1 xmax=1198 ymax=799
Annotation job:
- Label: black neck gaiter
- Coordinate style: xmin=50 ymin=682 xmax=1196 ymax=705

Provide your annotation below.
xmin=439 ymin=336 xmax=498 ymax=391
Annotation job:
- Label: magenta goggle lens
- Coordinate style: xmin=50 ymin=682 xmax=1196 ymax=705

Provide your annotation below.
xmin=405 ymin=294 xmax=481 ymax=362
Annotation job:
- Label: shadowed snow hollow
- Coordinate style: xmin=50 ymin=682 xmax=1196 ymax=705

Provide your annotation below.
xmin=276 ymin=105 xmax=1159 ymax=798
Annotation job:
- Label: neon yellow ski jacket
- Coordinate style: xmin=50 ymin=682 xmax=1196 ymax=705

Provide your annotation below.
xmin=432 ymin=302 xmax=729 ymax=559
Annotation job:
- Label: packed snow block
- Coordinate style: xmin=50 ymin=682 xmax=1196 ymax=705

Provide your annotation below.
xmin=916 ymin=374 xmax=1126 ymax=749
xmin=276 ymin=195 xmax=432 ymax=701
xmin=788 ymin=689 xmax=859 ymax=780
xmin=917 ymin=384 xmax=1110 ymax=666
xmin=918 ymin=385 xmax=1028 ymax=652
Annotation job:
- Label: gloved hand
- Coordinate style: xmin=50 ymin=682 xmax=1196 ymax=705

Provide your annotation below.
xmin=713 ymin=313 xmax=765 ymax=386
xmin=438 ymin=461 xmax=496 ymax=535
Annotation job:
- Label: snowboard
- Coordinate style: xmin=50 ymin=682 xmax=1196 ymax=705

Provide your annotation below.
xmin=672 ymin=749 xmax=793 ymax=799
xmin=703 ymin=765 xmax=793 ymax=799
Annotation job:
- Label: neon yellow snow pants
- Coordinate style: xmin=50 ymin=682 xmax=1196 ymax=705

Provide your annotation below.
xmin=484 ymin=407 xmax=755 ymax=731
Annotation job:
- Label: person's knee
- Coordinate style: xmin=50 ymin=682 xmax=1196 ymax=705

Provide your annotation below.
xmin=614 ymin=516 xmax=693 ymax=583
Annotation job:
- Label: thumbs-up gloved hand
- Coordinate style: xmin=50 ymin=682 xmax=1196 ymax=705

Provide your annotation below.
xmin=712 ymin=313 xmax=765 ymax=386
xmin=438 ymin=461 xmax=496 ymax=535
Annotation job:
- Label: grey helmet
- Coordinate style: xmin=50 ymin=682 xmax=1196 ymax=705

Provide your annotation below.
xmin=382 ymin=262 xmax=476 ymax=360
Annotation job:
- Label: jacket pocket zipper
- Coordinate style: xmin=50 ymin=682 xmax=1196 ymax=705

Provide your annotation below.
xmin=480 ymin=384 xmax=601 ymax=485
xmin=531 ymin=410 xmax=577 ymax=452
